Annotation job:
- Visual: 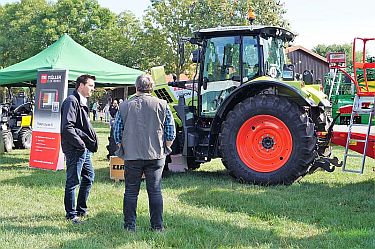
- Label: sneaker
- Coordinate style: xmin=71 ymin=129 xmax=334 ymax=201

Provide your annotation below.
xmin=151 ymin=227 xmax=164 ymax=232
xmin=67 ymin=216 xmax=83 ymax=224
xmin=123 ymin=225 xmax=136 ymax=232
xmin=77 ymin=212 xmax=88 ymax=218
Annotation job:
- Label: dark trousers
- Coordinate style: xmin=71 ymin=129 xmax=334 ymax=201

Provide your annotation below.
xmin=64 ymin=148 xmax=95 ymax=219
xmin=123 ymin=158 xmax=165 ymax=230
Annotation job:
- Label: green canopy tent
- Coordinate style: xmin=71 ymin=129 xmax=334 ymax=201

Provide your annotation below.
xmin=0 ymin=34 xmax=143 ymax=87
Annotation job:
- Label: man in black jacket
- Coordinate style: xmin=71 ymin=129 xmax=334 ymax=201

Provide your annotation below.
xmin=61 ymin=74 xmax=98 ymax=224
xmin=109 ymin=99 xmax=118 ymax=125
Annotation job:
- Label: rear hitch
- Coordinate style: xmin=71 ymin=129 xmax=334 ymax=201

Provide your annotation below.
xmin=326 ymin=157 xmax=343 ymax=167
xmin=312 ymin=156 xmax=342 ymax=173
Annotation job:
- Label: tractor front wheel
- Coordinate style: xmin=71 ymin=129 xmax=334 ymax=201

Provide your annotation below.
xmin=3 ymin=130 xmax=13 ymax=152
xmin=220 ymin=95 xmax=316 ymax=185
xmin=16 ymin=128 xmax=32 ymax=149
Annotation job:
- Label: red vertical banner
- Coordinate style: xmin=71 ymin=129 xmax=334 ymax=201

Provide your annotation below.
xmin=29 ymin=70 xmax=68 ymax=170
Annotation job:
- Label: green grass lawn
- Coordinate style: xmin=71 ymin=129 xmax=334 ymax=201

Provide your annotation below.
xmin=0 ymin=121 xmax=374 ymax=249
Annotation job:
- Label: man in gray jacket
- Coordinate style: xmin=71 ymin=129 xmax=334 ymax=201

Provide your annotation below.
xmin=113 ymin=74 xmax=175 ymax=232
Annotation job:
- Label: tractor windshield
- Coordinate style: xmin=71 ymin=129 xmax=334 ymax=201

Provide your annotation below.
xmin=262 ymin=36 xmax=286 ymax=78
xmin=201 ymin=36 xmax=259 ymax=117
xmin=203 ymin=37 xmax=241 ymax=82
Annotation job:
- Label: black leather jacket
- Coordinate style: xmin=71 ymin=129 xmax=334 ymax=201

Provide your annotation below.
xmin=109 ymin=105 xmax=118 ymax=118
xmin=60 ymin=90 xmax=98 ymax=153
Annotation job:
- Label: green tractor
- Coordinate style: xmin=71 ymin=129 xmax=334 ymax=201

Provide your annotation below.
xmin=153 ymin=25 xmax=338 ymax=185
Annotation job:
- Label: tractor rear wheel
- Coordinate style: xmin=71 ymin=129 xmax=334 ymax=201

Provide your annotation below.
xmin=16 ymin=128 xmax=32 ymax=149
xmin=219 ymin=95 xmax=316 ymax=185
xmin=3 ymin=130 xmax=13 ymax=152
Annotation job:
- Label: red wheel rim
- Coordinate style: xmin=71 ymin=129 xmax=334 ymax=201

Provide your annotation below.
xmin=236 ymin=115 xmax=292 ymax=172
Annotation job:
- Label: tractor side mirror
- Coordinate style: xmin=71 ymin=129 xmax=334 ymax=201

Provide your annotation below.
xmin=203 ymin=77 xmax=209 ymax=90
xmin=179 ymin=41 xmax=185 ymax=67
xmin=172 ymin=74 xmax=177 ymax=82
xmin=302 ymin=70 xmax=314 ymax=84
xmin=192 ymin=50 xmax=200 ymax=63
xmin=265 ymin=61 xmax=269 ymax=75
xmin=282 ymin=64 xmax=295 ymax=81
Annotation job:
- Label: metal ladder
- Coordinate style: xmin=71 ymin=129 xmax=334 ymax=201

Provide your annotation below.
xmin=342 ymin=95 xmax=375 ymax=173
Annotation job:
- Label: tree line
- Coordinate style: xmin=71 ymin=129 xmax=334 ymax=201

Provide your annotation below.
xmin=0 ymin=0 xmax=358 ymax=77
xmin=0 ymin=0 xmax=288 ymax=76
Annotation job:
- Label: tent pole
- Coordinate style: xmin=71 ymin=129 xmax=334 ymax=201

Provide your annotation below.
xmin=123 ymin=86 xmax=128 ymax=100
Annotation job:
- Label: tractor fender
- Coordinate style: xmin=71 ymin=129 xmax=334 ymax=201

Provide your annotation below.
xmin=208 ymin=79 xmax=316 ymax=156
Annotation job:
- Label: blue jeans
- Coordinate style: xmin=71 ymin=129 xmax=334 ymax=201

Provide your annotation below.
xmin=123 ymin=158 xmax=165 ymax=230
xmin=64 ymin=148 xmax=95 ymax=219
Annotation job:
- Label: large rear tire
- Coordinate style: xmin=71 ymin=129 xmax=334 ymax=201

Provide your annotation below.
xmin=3 ymin=130 xmax=13 ymax=152
xmin=219 ymin=95 xmax=316 ymax=185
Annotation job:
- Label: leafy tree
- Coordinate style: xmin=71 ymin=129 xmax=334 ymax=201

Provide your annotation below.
xmin=37 ymin=0 xmax=118 ymax=52
xmin=192 ymin=0 xmax=288 ymax=29
xmin=106 ymin=11 xmax=144 ymax=70
xmin=90 ymin=87 xmax=106 ymax=104
xmin=0 ymin=0 xmax=50 ymax=67
xmin=0 ymin=0 xmax=288 ymax=80
xmin=0 ymin=0 xmax=125 ymax=68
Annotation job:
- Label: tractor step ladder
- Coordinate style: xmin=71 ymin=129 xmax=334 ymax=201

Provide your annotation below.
xmin=342 ymin=95 xmax=375 ymax=173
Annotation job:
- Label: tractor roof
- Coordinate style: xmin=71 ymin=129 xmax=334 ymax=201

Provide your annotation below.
xmin=194 ymin=25 xmax=295 ymax=42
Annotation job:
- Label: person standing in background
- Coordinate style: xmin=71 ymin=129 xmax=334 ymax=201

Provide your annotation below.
xmin=99 ymin=103 xmax=104 ymax=122
xmin=92 ymin=100 xmax=98 ymax=121
xmin=109 ymin=99 xmax=119 ymax=126
xmin=105 ymin=99 xmax=120 ymax=159
xmin=103 ymin=102 xmax=110 ymax=123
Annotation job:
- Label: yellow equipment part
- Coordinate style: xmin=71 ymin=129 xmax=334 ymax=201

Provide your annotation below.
xmin=359 ymin=80 xmax=375 ymax=92
xmin=151 ymin=66 xmax=167 ymax=85
xmin=21 ymin=115 xmax=32 ymax=127
xmin=302 ymin=85 xmax=327 ymax=105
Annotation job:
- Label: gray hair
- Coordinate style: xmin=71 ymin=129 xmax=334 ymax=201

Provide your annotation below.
xmin=135 ymin=74 xmax=155 ymax=93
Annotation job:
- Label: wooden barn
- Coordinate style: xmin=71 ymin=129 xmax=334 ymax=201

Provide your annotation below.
xmin=286 ymin=45 xmax=329 ymax=83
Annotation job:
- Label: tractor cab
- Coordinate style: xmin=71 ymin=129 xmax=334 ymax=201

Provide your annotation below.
xmin=190 ymin=26 xmax=295 ymax=117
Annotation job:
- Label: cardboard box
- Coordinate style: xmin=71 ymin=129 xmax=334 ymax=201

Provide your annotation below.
xmin=109 ymin=156 xmax=146 ymax=181
xmin=110 ymin=156 xmax=125 ymax=181
xmin=169 ymin=154 xmax=187 ymax=172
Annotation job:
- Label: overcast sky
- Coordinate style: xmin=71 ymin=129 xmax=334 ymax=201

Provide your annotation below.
xmin=1 ymin=0 xmax=375 ymax=51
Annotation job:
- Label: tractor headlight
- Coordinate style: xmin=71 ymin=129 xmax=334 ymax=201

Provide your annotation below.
xmin=1 ymin=124 xmax=7 ymax=131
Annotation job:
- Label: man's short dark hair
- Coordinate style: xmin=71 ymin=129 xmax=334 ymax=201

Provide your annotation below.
xmin=75 ymin=74 xmax=96 ymax=89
